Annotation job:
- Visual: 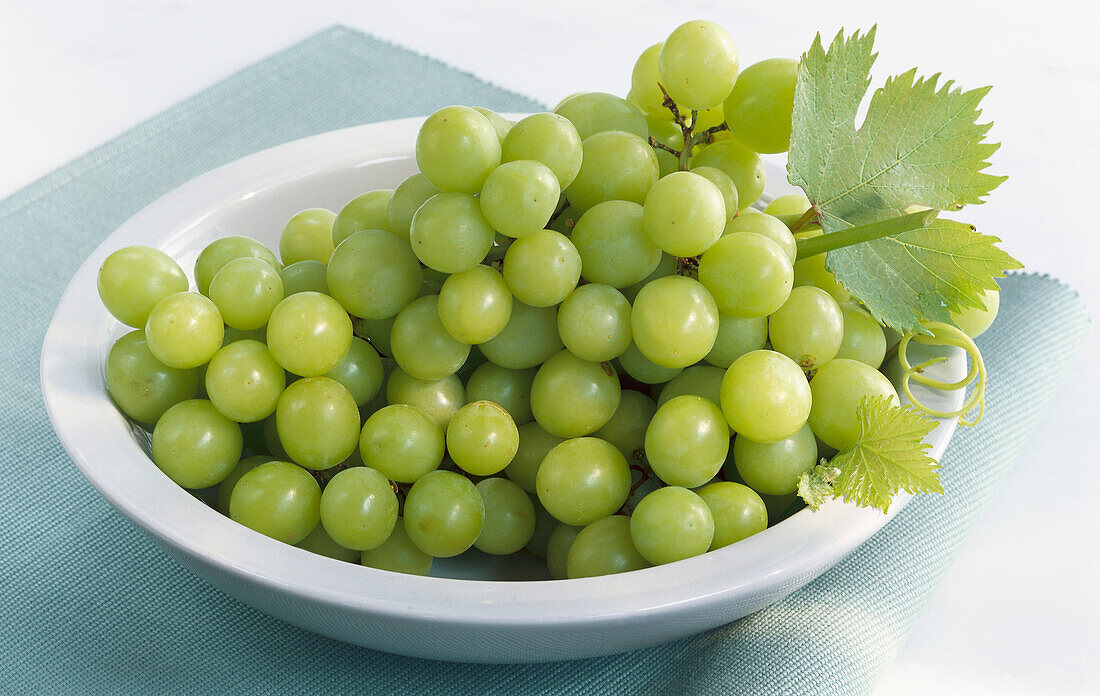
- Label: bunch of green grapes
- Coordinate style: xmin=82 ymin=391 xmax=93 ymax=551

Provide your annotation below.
xmin=95 ymin=18 xmax=1000 ymax=581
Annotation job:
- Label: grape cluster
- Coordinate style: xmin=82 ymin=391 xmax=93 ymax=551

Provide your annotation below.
xmin=95 ymin=20 xmax=1000 ymax=581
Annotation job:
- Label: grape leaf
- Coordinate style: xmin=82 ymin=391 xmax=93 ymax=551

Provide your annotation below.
xmin=797 ymin=463 xmax=840 ymax=511
xmin=829 ymin=396 xmax=942 ymax=513
xmin=787 ymin=27 xmax=1022 ymax=333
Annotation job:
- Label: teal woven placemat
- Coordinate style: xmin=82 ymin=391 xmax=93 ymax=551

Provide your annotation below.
xmin=0 ymin=26 xmax=1089 ymax=695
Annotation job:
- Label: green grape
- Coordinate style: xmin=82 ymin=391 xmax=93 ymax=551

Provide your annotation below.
xmin=763 ymin=193 xmax=810 ymax=217
xmin=696 ymin=481 xmax=768 ymax=549
xmin=723 ymin=58 xmax=798 ymax=153
xmin=536 ymin=437 xmax=631 ymax=525
xmin=151 ymin=399 xmax=242 ymax=488
xmin=546 ymin=523 xmax=582 ymax=579
xmin=723 ymin=212 xmax=797 ymax=263
xmin=705 ymin=313 xmax=768 ymax=368
xmin=691 ymin=166 xmax=739 ymax=224
xmin=570 ymin=201 xmax=661 ymax=289
xmin=437 ymin=266 xmax=512 ymax=346
xmin=631 ymin=275 xmax=719 ymax=368
xmin=387 ymin=173 xmax=441 ymax=240
xmin=692 ymin=104 xmax=726 ymax=130
xmin=97 ymin=246 xmax=188 ymax=327
xmin=629 ymin=486 xmax=714 ymax=565
xmin=105 ymin=330 xmax=200 ymax=424
xmin=216 ymin=455 xmax=273 ymax=515
xmin=792 ymin=228 xmax=851 ymax=302
xmin=208 ymin=257 xmax=284 ymax=330
xmin=419 ymin=267 xmax=449 ymax=297
xmin=194 ymin=236 xmax=280 ymax=296
xmin=276 ymin=377 xmax=360 ymax=470
xmin=690 ymin=139 xmax=765 ymax=210
xmin=409 ymin=193 xmax=495 ymax=274
xmin=617 ymin=343 xmax=682 ymax=384
xmin=319 ymin=467 xmax=399 ymax=551
xmin=556 ymin=284 xmax=632 ymax=362
xmin=474 ymin=478 xmax=536 ymax=555
xmin=205 ymin=340 xmax=285 ymax=422
xmin=631 ymin=42 xmax=668 ymax=117
xmin=144 ymin=292 xmax=224 ymax=369
xmin=332 ymin=189 xmax=394 ymax=245
xmin=768 ymin=286 xmax=844 ymax=372
xmin=447 ymin=401 xmax=520 ymax=476
xmin=403 ymin=470 xmax=485 ymax=557
xmin=229 ymin=461 xmax=320 ymax=544
xmin=480 ymin=301 xmax=563 ymax=370
xmin=415 ymin=106 xmax=502 ymax=194
xmin=699 ymin=232 xmax=793 ymax=318
xmin=645 ymin=395 xmax=729 ymax=487
xmin=324 ymin=337 xmax=384 ymax=406
xmin=266 ymin=292 xmax=352 ymax=377
xmin=465 ymin=362 xmax=536 ymax=425
xmin=473 ymin=107 xmax=512 ymax=142
xmin=359 ymin=403 xmax=444 ymax=482
xmin=732 ymin=422 xmax=818 ymax=496
xmin=658 ymin=20 xmax=739 ymax=110
xmin=808 ymin=358 xmax=899 ymax=450
xmin=564 ymin=131 xmax=659 ymax=213
xmin=354 ymin=314 xmax=396 ymax=357
xmin=501 ymin=112 xmax=583 ymax=188
xmin=761 ymin=492 xmax=800 ymax=524
xmin=835 ymin=303 xmax=887 ymax=368
xmin=642 ymin=171 xmax=726 ymax=256
xmin=221 ymin=327 xmax=267 ymax=345
xmin=502 ymin=230 xmax=581 ymax=307
xmin=622 ymin=252 xmax=677 ymax=303
xmin=262 ymin=413 xmax=288 ymax=459
xmin=721 ymin=350 xmax=811 ymax=443
xmin=594 ymin=390 xmax=656 ymax=460
xmin=950 ymin=287 xmax=1000 ymax=338
xmin=505 ymin=422 xmax=563 ymax=493
xmin=279 ymin=260 xmax=328 ymax=296
xmin=390 ymin=295 xmax=470 ymax=381
xmin=647 ymin=117 xmax=683 ymax=178
xmin=526 ymin=496 xmax=557 ymax=557
xmin=385 ymin=368 xmax=465 ymax=429
xmin=566 ymin=515 xmax=650 ymax=578
xmin=657 ymin=366 xmax=724 ymax=407
xmin=360 ymin=519 xmax=433 ymax=575
xmin=479 ymin=160 xmax=561 ymax=238
xmin=553 ymin=92 xmax=648 ymax=140
xmin=297 ymin=523 xmax=361 ymax=563
xmin=530 ymin=350 xmax=621 ymax=438
xmin=280 ymin=208 xmax=336 ymax=265
xmin=328 ymin=230 xmax=423 ymax=321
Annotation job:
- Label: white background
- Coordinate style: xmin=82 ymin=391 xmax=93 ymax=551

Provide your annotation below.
xmin=4 ymin=0 xmax=1097 ymax=693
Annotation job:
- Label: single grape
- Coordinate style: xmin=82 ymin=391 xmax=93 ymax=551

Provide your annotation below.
xmin=359 ymin=403 xmax=444 ymax=483
xmin=699 ymin=232 xmax=793 ymax=318
xmin=465 ymin=362 xmax=536 ymax=425
xmin=447 ymin=401 xmax=520 ymax=476
xmin=732 ymin=422 xmax=818 ymax=496
xmin=319 ymin=467 xmax=399 ymax=551
xmin=435 ymin=265 xmax=512 ymax=345
xmin=502 ymin=230 xmax=581 ymax=307
xmin=617 ymin=343 xmax=683 ymax=384
xmin=403 ymin=470 xmax=486 ymax=557
xmin=473 ymin=107 xmax=512 ymax=142
xmin=570 ymin=201 xmax=661 ymax=288
xmin=360 ymin=519 xmax=433 ymax=575
xmin=657 ymin=366 xmax=724 ymax=407
xmin=593 ymin=390 xmax=657 ymax=461
xmin=266 ymin=292 xmax=352 ymax=377
xmin=474 ymin=478 xmax=536 ymax=555
xmin=479 ymin=160 xmax=561 ymax=238
xmin=630 ymin=42 xmax=668 ymax=116
xmin=105 ymin=330 xmax=199 ymax=424
xmin=631 ymin=275 xmax=719 ymax=368
xmin=721 ymin=350 xmax=811 ymax=443
xmin=530 ymin=350 xmax=621 ymax=438
xmin=691 ymin=166 xmax=739 ymax=224
xmin=536 ymin=437 xmax=631 ymax=526
xmin=501 ymin=112 xmax=583 ymax=188
xmin=566 ymin=515 xmax=650 ymax=579
xmin=723 ymin=58 xmax=798 ymax=153
xmin=332 ymin=189 xmax=393 ymax=245
xmin=835 ymin=302 xmax=887 ymax=368
xmin=415 ymin=106 xmax=501 ymax=194
xmin=793 ymin=228 xmax=851 ymax=302
xmin=279 ymin=260 xmax=328 ymax=296
xmin=205 ymin=340 xmax=286 ymax=422
xmin=564 ymin=131 xmax=659 ymax=213
xmin=647 ymin=117 xmax=683 ymax=178
xmin=324 ymin=337 xmax=384 ymax=407
xmin=763 ymin=193 xmax=811 ymax=218
xmin=658 ymin=20 xmax=739 ymax=110
xmin=408 ymin=193 xmax=495 ymax=274
xmin=229 ymin=461 xmax=320 ymax=544
xmin=622 ymin=252 xmax=677 ymax=303
xmin=97 ymin=246 xmax=188 ymax=327
xmin=144 ymin=292 xmax=224 ymax=369
xmin=152 ymin=399 xmax=242 ymax=488
xmin=808 ymin=358 xmax=900 ymax=450
xmin=479 ymin=301 xmax=563 ymax=370
xmin=950 ymin=287 xmax=1001 ymax=338
xmin=696 ymin=481 xmax=768 ymax=549
xmin=556 ymin=284 xmax=632 ymax=362
xmin=194 ymin=236 xmax=280 ymax=296
xmin=354 ymin=314 xmax=396 ymax=357
xmin=387 ymin=173 xmax=441 ymax=240
xmin=327 ymin=229 xmax=422 ymax=319
xmin=208 ymin=257 xmax=284 ymax=330
xmin=505 ymin=422 xmax=563 ymax=493
xmin=390 ymin=295 xmax=470 ymax=381
xmin=280 ymin=208 xmax=336 ymax=265
xmin=705 ymin=313 xmax=768 ymax=368
xmin=645 ymin=395 xmax=729 ymax=487
xmin=724 ymin=213 xmax=797 ymax=263
xmin=216 ymin=455 xmax=273 ymax=515
xmin=221 ymin=327 xmax=267 ymax=345
xmin=769 ymin=286 xmax=845 ymax=372
xmin=553 ymin=92 xmax=648 ymax=140
xmin=276 ymin=377 xmax=360 ymax=470
xmin=630 ymin=486 xmax=714 ymax=565
xmin=546 ymin=523 xmax=582 ymax=580
xmin=385 ymin=368 xmax=465 ymax=429
xmin=642 ymin=171 xmax=726 ymax=256
xmin=297 ymin=523 xmax=361 ymax=563
xmin=691 ymin=139 xmax=765 ymax=210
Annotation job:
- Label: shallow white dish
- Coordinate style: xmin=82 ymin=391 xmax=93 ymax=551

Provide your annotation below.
xmin=40 ymin=115 xmax=965 ymax=663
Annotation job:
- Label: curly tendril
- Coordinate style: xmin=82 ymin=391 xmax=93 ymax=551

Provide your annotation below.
xmin=896 ymin=321 xmax=986 ymax=427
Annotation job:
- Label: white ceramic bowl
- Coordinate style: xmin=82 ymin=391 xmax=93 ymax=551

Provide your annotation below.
xmin=40 ymin=116 xmax=965 ymax=663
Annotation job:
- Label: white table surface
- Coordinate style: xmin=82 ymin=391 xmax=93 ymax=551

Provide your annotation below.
xmin=4 ymin=1 xmax=1097 ymax=692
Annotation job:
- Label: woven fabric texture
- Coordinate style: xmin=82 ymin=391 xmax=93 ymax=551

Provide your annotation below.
xmin=0 ymin=26 xmax=1089 ymax=696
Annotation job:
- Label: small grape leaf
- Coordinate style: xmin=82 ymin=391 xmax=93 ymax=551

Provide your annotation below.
xmin=797 ymin=462 xmax=840 ymax=511
xmin=787 ymin=27 xmax=1022 ymax=333
xmin=829 ymin=396 xmax=942 ymax=513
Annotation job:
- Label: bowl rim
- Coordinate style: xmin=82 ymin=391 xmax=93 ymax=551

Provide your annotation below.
xmin=40 ymin=114 xmax=964 ymax=629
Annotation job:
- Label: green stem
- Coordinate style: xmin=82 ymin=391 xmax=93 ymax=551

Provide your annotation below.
xmin=795 ymin=209 xmax=939 ymax=261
